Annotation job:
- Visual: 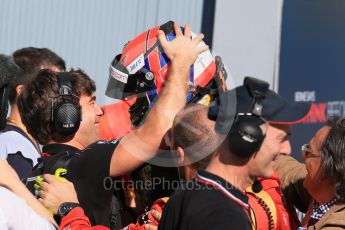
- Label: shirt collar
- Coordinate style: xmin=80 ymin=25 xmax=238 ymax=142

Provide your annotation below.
xmin=310 ymin=197 xmax=339 ymax=221
xmin=197 ymin=170 xmax=249 ymax=205
xmin=42 ymin=144 xmax=79 ymax=156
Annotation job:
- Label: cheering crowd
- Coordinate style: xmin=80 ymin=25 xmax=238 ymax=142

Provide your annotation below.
xmin=0 ymin=22 xmax=344 ymax=230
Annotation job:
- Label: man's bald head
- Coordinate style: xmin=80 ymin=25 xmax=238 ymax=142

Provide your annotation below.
xmin=171 ymin=104 xmax=218 ymax=168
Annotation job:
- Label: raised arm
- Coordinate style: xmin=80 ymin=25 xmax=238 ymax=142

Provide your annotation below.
xmin=109 ymin=23 xmax=209 ymax=176
xmin=274 ymin=155 xmax=311 ymax=212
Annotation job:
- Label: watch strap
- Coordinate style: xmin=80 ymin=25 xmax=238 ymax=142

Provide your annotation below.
xmin=57 ymin=202 xmax=81 ymax=217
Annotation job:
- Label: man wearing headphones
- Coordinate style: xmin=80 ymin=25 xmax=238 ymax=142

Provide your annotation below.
xmin=17 ymin=23 xmax=208 ymax=228
xmin=32 ymin=103 xmax=218 ymax=230
xmin=158 ymin=77 xmax=311 ymax=230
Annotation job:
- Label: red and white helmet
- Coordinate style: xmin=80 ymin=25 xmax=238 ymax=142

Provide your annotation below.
xmin=105 ymin=21 xmax=227 ymax=126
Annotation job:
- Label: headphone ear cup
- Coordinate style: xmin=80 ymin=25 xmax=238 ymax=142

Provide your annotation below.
xmin=228 ymin=116 xmax=266 ymax=158
xmin=53 ymin=102 xmax=81 ymax=136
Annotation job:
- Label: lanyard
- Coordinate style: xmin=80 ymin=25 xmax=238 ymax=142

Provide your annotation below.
xmin=196 ymin=173 xmax=256 ymax=229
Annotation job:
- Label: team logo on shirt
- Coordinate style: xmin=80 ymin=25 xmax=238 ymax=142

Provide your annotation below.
xmin=96 ymin=139 xmax=120 ymax=145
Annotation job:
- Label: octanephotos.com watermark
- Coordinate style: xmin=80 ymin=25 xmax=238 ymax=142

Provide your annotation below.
xmin=103 ymin=176 xmax=238 ymax=191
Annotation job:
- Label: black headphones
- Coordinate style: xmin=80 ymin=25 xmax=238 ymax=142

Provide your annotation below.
xmin=51 ymin=72 xmax=81 ymax=136
xmin=227 ymin=77 xmax=269 ymax=158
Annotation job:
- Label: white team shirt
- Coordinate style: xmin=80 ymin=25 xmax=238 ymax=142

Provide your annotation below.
xmin=0 ymin=187 xmax=56 ymax=230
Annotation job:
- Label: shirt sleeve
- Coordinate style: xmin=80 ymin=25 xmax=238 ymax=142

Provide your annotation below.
xmin=60 ymin=207 xmax=110 ymax=230
xmin=0 ymin=135 xmax=9 ymax=160
xmin=274 ymin=155 xmax=311 ymax=212
xmin=68 ymin=140 xmax=119 ymax=183
xmin=0 ymin=187 xmax=56 ymax=230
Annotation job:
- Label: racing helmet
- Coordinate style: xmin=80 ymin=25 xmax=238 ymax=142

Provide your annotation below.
xmin=105 ymin=21 xmax=227 ymax=126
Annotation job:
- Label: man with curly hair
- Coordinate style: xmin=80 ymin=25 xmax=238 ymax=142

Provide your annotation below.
xmin=17 ymin=23 xmax=208 ymax=228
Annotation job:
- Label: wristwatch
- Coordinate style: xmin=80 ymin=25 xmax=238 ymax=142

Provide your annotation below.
xmin=57 ymin=202 xmax=80 ymax=217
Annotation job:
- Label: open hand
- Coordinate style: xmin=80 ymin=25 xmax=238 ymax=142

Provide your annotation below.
xmin=158 ymin=22 xmax=209 ymax=76
xmin=38 ymin=174 xmax=79 ymax=214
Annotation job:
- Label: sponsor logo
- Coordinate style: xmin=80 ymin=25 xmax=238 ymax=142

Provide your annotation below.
xmin=97 ymin=139 xmax=120 ymax=145
xmin=62 ymin=123 xmax=75 ymax=128
xmin=295 ymin=91 xmax=315 ymax=102
xmin=127 ymin=53 xmax=145 ymax=74
xmin=110 ymin=65 xmax=129 ymax=83
xmin=303 ymin=102 xmax=327 ymax=124
xmin=295 ymin=91 xmax=345 ymax=124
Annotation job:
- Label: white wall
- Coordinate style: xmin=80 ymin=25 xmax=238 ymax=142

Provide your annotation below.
xmin=0 ymin=0 xmax=203 ymax=105
xmin=1 ymin=0 xmax=285 ymax=99
xmin=212 ymin=0 xmax=283 ymax=91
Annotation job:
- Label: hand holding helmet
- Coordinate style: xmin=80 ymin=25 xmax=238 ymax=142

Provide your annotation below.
xmin=158 ymin=23 xmax=208 ymax=78
xmin=103 ymin=21 xmax=227 ymax=132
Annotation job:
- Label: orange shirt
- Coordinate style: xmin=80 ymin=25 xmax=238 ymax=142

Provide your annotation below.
xmin=247 ymin=171 xmax=301 ymax=230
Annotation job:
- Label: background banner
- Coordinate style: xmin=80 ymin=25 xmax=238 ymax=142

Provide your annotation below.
xmin=279 ymin=0 xmax=345 ymax=161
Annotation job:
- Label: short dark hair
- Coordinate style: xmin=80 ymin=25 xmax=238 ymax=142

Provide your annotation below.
xmin=9 ymin=47 xmax=66 ymax=104
xmin=0 ymin=54 xmax=20 ymax=88
xmin=171 ymin=104 xmax=217 ymax=170
xmin=320 ymin=116 xmax=345 ymax=202
xmin=17 ymin=69 xmax=95 ymax=145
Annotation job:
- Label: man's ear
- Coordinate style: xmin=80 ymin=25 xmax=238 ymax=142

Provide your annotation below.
xmin=16 ymin=84 xmax=24 ymax=96
xmin=177 ymin=147 xmax=185 ymax=165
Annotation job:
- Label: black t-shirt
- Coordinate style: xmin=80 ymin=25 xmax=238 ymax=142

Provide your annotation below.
xmin=42 ymin=139 xmax=120 ymax=227
xmin=158 ymin=170 xmax=252 ymax=230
